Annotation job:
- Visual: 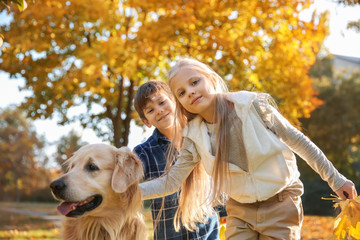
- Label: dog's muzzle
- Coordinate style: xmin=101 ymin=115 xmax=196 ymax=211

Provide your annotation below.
xmin=50 ymin=179 xmax=103 ymax=217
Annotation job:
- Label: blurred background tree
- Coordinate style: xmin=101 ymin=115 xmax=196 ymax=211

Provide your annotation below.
xmin=299 ymin=54 xmax=360 ymax=215
xmin=0 ymin=106 xmax=52 ymax=202
xmin=55 ymin=129 xmax=88 ymax=172
xmin=0 ymin=0 xmax=27 ymax=12
xmin=337 ymin=0 xmax=360 ymax=32
xmin=0 ymin=0 xmax=27 ymax=47
xmin=0 ymin=0 xmax=327 ymax=147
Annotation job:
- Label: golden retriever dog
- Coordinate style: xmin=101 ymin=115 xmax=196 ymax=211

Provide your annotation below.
xmin=50 ymin=144 xmax=147 ymax=240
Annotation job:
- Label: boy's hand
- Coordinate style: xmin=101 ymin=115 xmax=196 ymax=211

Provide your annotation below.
xmin=335 ymin=180 xmax=357 ymax=200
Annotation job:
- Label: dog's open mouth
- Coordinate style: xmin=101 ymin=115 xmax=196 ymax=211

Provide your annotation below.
xmin=57 ymin=194 xmax=103 ymax=217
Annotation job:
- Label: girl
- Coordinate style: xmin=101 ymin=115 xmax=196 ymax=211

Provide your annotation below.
xmin=139 ymin=58 xmax=357 ymax=239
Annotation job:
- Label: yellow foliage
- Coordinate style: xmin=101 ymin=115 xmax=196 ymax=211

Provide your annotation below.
xmin=219 ymin=217 xmax=226 ymax=240
xmin=0 ymin=0 xmax=328 ymax=143
xmin=333 ymin=196 xmax=360 ymax=240
xmin=219 ymin=225 xmax=226 ymax=240
xmin=84 ymin=65 xmax=96 ymax=75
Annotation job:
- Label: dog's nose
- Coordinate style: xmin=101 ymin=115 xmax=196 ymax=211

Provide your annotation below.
xmin=50 ymin=179 xmax=66 ymax=195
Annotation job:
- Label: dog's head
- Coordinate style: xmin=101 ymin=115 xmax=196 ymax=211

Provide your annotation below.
xmin=50 ymin=144 xmax=143 ymax=218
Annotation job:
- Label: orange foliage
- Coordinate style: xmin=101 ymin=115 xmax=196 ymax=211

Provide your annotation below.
xmin=302 ymin=215 xmax=336 ymax=240
xmin=1 ymin=0 xmax=328 ymax=145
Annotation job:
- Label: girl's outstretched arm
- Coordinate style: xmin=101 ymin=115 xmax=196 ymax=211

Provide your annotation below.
xmin=139 ymin=146 xmax=199 ymax=200
xmin=254 ymin=95 xmax=356 ymax=199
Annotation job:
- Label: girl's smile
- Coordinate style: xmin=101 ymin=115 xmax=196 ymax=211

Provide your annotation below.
xmin=191 ymin=96 xmax=202 ymax=105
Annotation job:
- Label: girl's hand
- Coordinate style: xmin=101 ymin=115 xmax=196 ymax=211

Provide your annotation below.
xmin=335 ymin=180 xmax=357 ymax=200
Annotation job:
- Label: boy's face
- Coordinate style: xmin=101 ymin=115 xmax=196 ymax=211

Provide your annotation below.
xmin=142 ymin=91 xmax=176 ymax=132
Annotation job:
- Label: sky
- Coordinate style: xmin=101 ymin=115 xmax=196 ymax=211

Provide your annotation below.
xmin=300 ymin=0 xmax=360 ymax=57
xmin=0 ymin=0 xmax=359 ymax=166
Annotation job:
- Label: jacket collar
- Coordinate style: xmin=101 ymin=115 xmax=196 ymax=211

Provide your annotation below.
xmin=183 ymin=91 xmax=257 ymax=152
xmin=152 ymin=128 xmax=170 ymax=144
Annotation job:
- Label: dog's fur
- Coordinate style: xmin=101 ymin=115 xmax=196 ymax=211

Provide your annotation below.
xmin=50 ymin=144 xmax=147 ymax=240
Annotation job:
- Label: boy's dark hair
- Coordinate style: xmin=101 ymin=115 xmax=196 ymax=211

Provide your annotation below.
xmin=134 ymin=81 xmax=174 ymax=120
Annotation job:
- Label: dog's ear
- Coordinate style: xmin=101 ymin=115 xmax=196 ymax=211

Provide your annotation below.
xmin=111 ymin=147 xmax=144 ymax=193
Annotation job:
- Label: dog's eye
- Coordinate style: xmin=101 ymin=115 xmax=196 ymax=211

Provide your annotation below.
xmin=87 ymin=162 xmax=99 ymax=172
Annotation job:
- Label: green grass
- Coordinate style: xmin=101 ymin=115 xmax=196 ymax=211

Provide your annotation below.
xmin=0 ymin=202 xmax=58 ymax=230
xmin=0 ymin=201 xmax=154 ymax=240
xmin=0 ymin=202 xmax=336 ymax=240
xmin=0 ymin=202 xmax=59 ymax=239
xmin=0 ymin=229 xmax=59 ymax=240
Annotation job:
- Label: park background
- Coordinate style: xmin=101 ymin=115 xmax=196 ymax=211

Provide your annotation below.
xmin=0 ymin=0 xmax=360 ymax=239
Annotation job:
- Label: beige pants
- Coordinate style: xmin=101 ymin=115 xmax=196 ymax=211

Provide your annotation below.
xmin=225 ymin=190 xmax=303 ymax=240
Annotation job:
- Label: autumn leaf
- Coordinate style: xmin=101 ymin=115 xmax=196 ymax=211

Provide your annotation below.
xmin=219 ymin=217 xmax=226 ymax=240
xmin=332 ymin=195 xmax=360 ymax=240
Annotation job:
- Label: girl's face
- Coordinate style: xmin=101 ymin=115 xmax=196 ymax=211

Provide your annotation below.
xmin=170 ymin=67 xmax=217 ymax=121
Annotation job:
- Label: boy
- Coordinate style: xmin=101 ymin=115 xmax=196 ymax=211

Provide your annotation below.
xmin=133 ymin=81 xmax=220 ymax=240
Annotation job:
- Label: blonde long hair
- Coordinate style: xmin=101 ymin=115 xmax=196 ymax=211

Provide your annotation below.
xmin=167 ymin=58 xmax=231 ymax=231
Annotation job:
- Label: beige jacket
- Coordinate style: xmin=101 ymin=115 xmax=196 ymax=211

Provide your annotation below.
xmin=140 ymin=91 xmax=347 ymax=203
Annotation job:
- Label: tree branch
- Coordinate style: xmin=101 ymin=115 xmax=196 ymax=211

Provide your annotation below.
xmin=123 ymin=78 xmax=135 ymax=146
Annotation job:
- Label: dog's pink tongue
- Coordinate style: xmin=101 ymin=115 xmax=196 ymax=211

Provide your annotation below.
xmin=57 ymin=202 xmax=78 ymax=216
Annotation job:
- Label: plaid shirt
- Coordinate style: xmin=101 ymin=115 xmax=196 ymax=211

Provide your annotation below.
xmin=134 ymin=128 xmax=219 ymax=240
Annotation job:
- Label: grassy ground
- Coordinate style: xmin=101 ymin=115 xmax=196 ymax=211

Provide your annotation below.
xmin=0 ymin=202 xmax=336 ymax=240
